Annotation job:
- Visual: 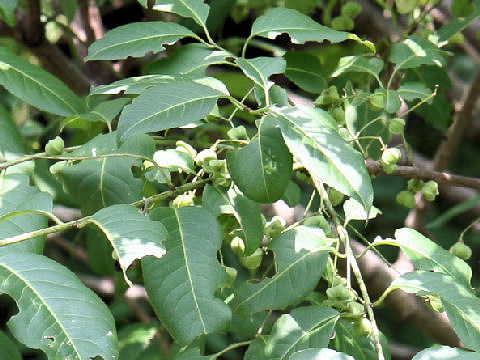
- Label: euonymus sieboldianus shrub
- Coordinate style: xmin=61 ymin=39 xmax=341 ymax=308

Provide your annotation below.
xmin=0 ymin=1 xmax=479 ymax=359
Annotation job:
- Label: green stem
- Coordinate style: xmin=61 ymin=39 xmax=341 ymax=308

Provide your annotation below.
xmin=0 ymin=146 xmax=81 ymax=170
xmin=209 ymin=340 xmax=252 ymax=359
xmin=241 ymin=36 xmax=253 ymax=58
xmin=0 ymin=210 xmax=64 ymax=225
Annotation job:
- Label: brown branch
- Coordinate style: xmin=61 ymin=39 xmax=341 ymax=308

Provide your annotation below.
xmin=366 ymin=159 xmax=480 ymax=191
xmin=23 ymin=0 xmax=43 ymax=46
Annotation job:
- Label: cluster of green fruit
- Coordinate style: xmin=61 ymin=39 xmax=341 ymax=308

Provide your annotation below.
xmin=396 ymin=178 xmax=439 ymax=208
xmin=315 ymin=85 xmax=345 ymax=125
xmin=331 ymin=2 xmax=362 ymax=31
xmin=324 ymin=276 xmax=372 ymax=337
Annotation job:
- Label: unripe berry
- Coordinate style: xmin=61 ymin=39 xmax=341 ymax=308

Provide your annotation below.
xmin=396 ymin=190 xmax=416 ymax=208
xmin=449 ymin=242 xmax=472 ymax=260
xmin=353 ymin=317 xmax=372 ymax=337
xmin=241 ymin=248 xmax=263 ymax=270
xmin=407 ymin=178 xmax=424 ymax=192
xmin=172 ymin=193 xmax=195 ymax=208
xmin=230 ymin=237 xmax=245 ymax=256
xmin=331 ymin=107 xmax=346 ymax=125
xmin=45 ymin=136 xmax=64 ymax=155
xmin=314 ymin=86 xmax=339 ymax=106
xmin=326 ymin=285 xmax=352 ymax=301
xmin=389 ymin=117 xmax=406 ymax=134
xmin=328 ymin=188 xmax=345 ymax=207
xmin=422 ymin=180 xmax=439 ymax=201
xmin=265 ymin=216 xmax=286 ymax=239
xmin=381 ymin=148 xmax=401 ymax=165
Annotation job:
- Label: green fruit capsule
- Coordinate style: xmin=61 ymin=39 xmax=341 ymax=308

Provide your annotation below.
xmin=172 ymin=193 xmax=195 ymax=208
xmin=353 ymin=317 xmax=372 ymax=337
xmin=341 ymin=2 xmax=362 ymax=18
xmin=449 ymin=242 xmax=472 ymax=260
xmin=195 ymin=149 xmax=217 ymax=166
xmin=230 ymin=237 xmax=245 ymax=256
xmin=314 ymin=86 xmax=339 ymax=106
xmin=326 ymin=285 xmax=352 ymax=300
xmin=389 ymin=117 xmax=406 ymax=134
xmin=45 ymin=136 xmax=64 ymax=156
xmin=396 ymin=190 xmax=416 ymax=208
xmin=224 ymin=266 xmax=238 ymax=285
xmin=422 ymin=180 xmax=439 ymax=201
xmin=381 ymin=148 xmax=401 ymax=165
xmin=265 ymin=216 xmax=286 ymax=239
xmin=346 ymin=301 xmax=365 ymax=316
xmin=331 ymin=15 xmax=354 ymax=31
xmin=331 ymin=107 xmax=346 ymax=125
xmin=407 ymin=178 xmax=424 ymax=192
xmin=369 ymin=92 xmax=385 ymax=110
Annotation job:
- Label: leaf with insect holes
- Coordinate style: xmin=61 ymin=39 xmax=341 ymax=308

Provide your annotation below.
xmin=0 ymin=253 xmax=118 ymax=359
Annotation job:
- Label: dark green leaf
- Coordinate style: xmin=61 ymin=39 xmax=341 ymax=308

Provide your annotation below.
xmin=0 ymin=0 xmax=17 ymax=26
xmin=60 ymin=0 xmax=78 ymax=22
xmin=0 ymin=47 xmax=85 ymax=116
xmin=373 ymin=228 xmax=471 ymax=288
xmin=138 ymin=0 xmax=210 ymax=29
xmin=390 ymin=36 xmax=446 ymax=70
xmin=173 ymin=348 xmax=210 ymax=360
xmin=244 ymin=306 xmax=339 ymax=359
xmin=91 ymin=204 xmax=167 ymax=285
xmin=0 ymin=174 xmax=52 ymax=254
xmin=236 ymin=57 xmax=286 ymax=94
xmin=65 ymin=98 xmax=130 ymax=128
xmin=285 ymin=51 xmax=328 ymax=94
xmin=0 ymin=253 xmax=118 ymax=359
xmin=142 ymin=207 xmax=231 ymax=344
xmin=414 ymin=93 xmax=452 ymax=131
xmin=118 ymin=322 xmax=160 ymax=360
xmin=234 ymin=226 xmax=331 ymax=316
xmin=202 ymin=185 xmax=264 ymax=255
xmin=0 ymin=103 xmax=25 ymax=163
xmin=331 ymin=56 xmax=384 ymax=83
xmin=333 ymin=319 xmax=391 ymax=360
xmin=117 ymin=80 xmax=226 ymax=141
xmin=397 ymin=82 xmax=432 ymax=102
xmin=53 ymin=132 xmax=153 ymax=215
xmin=86 ymin=22 xmax=197 ymax=60
xmin=0 ymin=330 xmax=21 ymax=360
xmin=268 ymin=105 xmax=374 ymax=212
xmin=381 ymin=271 xmax=480 ymax=352
xmin=227 ymin=119 xmax=293 ymax=203
xmin=438 ymin=0 xmax=480 ymax=43
xmin=249 ymin=8 xmax=350 ymax=45
xmin=147 ymin=43 xmax=231 ymax=78
xmin=413 ymin=345 xmax=480 ymax=360
xmin=90 ymin=75 xmax=175 ymax=95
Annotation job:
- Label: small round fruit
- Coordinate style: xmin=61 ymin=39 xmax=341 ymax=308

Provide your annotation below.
xmin=230 ymin=237 xmax=245 ymax=256
xmin=326 ymin=285 xmax=352 ymax=300
xmin=265 ymin=216 xmax=285 ymax=239
xmin=449 ymin=242 xmax=472 ymax=260
xmin=396 ymin=190 xmax=416 ymax=208
xmin=224 ymin=266 xmax=238 ymax=285
xmin=331 ymin=107 xmax=346 ymax=125
xmin=381 ymin=148 xmax=401 ymax=165
xmin=407 ymin=178 xmax=424 ymax=192
xmin=389 ymin=117 xmax=406 ymax=134
xmin=422 ymin=180 xmax=439 ymax=202
xmin=353 ymin=317 xmax=373 ymax=337
xmin=45 ymin=136 xmax=64 ymax=155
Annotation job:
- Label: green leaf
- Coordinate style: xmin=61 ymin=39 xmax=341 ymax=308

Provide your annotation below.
xmin=381 ymin=271 xmax=480 ymax=352
xmin=267 ymin=105 xmax=374 ymax=212
xmin=153 ymin=148 xmax=195 ymax=174
xmin=173 ymin=348 xmax=210 ymax=360
xmin=236 ymin=57 xmax=286 ymax=93
xmin=0 ymin=103 xmax=25 ymax=163
xmin=234 ymin=226 xmax=331 ymax=316
xmin=244 ymin=306 xmax=339 ymax=359
xmin=375 ymin=89 xmax=401 ymax=114
xmin=333 ymin=319 xmax=391 ymax=360
xmin=331 ymin=56 xmax=384 ymax=83
xmin=65 ymin=98 xmax=131 ymax=129
xmin=60 ymin=0 xmax=78 ymax=22
xmin=0 ymin=253 xmax=118 ymax=359
xmin=142 ymin=207 xmax=231 ymax=344
xmin=86 ymin=22 xmax=197 ymax=60
xmin=118 ymin=322 xmax=160 ymax=360
xmin=117 ymin=80 xmax=225 ymax=141
xmin=390 ymin=36 xmax=446 ymax=70
xmin=90 ymin=75 xmax=175 ymax=95
xmin=0 ymin=47 xmax=85 ymax=116
xmin=290 ymin=348 xmax=355 ymax=360
xmin=0 ymin=174 xmax=53 ymax=254
xmin=249 ymin=8 xmax=350 ymax=45
xmin=202 ymin=185 xmax=264 ymax=255
xmin=438 ymin=0 xmax=480 ymax=44
xmin=90 ymin=204 xmax=167 ymax=285
xmin=227 ymin=119 xmax=293 ymax=203
xmin=53 ymin=132 xmax=153 ymax=215
xmin=284 ymin=51 xmax=328 ymax=94
xmin=343 ymin=198 xmax=381 ymax=223
xmin=0 ymin=330 xmax=21 ymax=360
xmin=148 ymin=43 xmax=230 ymax=78
xmin=413 ymin=345 xmax=480 ymax=360
xmin=373 ymin=227 xmax=471 ymax=288
xmin=0 ymin=0 xmax=17 ymax=26
xmin=397 ymin=82 xmax=432 ymax=102
xmin=138 ymin=0 xmax=210 ymax=29
xmin=415 ymin=92 xmax=452 ymax=131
